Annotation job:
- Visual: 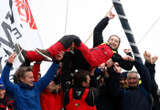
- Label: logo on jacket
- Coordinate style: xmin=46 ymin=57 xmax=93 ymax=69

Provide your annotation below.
xmin=75 ymin=103 xmax=80 ymax=107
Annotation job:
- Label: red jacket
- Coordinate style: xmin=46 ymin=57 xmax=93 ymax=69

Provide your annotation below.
xmin=89 ymin=43 xmax=114 ymax=67
xmin=40 ymin=89 xmax=63 ymax=110
xmin=65 ymin=88 xmax=97 ymax=110
xmin=0 ymin=94 xmax=14 ymax=110
xmin=26 ymin=41 xmax=114 ymax=69
xmin=75 ymin=43 xmax=114 ymax=68
xmin=32 ymin=62 xmax=40 ymax=82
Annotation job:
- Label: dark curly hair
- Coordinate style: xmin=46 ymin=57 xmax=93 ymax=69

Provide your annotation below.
xmin=73 ymin=69 xmax=90 ymax=88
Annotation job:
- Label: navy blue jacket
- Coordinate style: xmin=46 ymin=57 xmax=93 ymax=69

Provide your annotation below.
xmin=145 ymin=61 xmax=160 ymax=110
xmin=109 ymin=61 xmax=152 ymax=110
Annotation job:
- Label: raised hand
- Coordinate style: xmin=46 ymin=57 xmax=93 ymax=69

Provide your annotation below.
xmin=123 ymin=55 xmax=134 ymax=61
xmin=151 ymin=56 xmax=158 ymax=64
xmin=124 ymin=48 xmax=131 ymax=54
xmin=55 ymin=51 xmax=65 ymax=61
xmin=107 ymin=10 xmax=115 ymax=19
xmin=106 ymin=58 xmax=115 ymax=68
xmin=99 ymin=63 xmax=106 ymax=70
xmin=8 ymin=52 xmax=17 ymax=64
xmin=113 ymin=63 xmax=121 ymax=74
xmin=143 ymin=51 xmax=151 ymax=63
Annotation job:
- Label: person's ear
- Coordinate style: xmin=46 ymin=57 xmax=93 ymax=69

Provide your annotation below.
xmin=20 ymin=77 xmax=25 ymax=82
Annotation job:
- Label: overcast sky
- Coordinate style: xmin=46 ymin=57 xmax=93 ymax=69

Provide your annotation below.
xmin=29 ymin=0 xmax=160 ymax=86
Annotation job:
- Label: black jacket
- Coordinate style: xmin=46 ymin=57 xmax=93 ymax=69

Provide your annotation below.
xmin=109 ymin=61 xmax=152 ymax=110
xmin=145 ymin=61 xmax=160 ymax=110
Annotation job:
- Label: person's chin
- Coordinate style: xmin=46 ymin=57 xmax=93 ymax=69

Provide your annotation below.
xmin=0 ymin=95 xmax=5 ymax=99
xmin=129 ymin=84 xmax=137 ymax=87
xmin=111 ymin=46 xmax=116 ymax=50
xmin=29 ymin=83 xmax=34 ymax=87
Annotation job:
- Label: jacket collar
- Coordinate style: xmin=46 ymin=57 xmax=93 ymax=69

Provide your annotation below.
xmin=18 ymin=82 xmax=34 ymax=89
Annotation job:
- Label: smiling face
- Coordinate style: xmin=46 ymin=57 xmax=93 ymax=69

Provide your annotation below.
xmin=20 ymin=71 xmax=34 ymax=87
xmin=108 ymin=35 xmax=120 ymax=50
xmin=127 ymin=72 xmax=139 ymax=87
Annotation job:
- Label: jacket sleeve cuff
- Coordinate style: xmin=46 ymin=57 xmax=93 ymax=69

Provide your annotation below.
xmin=7 ymin=62 xmax=13 ymax=67
xmin=111 ymin=53 xmax=122 ymax=62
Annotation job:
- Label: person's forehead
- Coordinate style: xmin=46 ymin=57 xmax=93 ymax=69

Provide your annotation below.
xmin=110 ymin=36 xmax=119 ymax=39
xmin=25 ymin=71 xmax=33 ymax=77
xmin=128 ymin=73 xmax=137 ymax=77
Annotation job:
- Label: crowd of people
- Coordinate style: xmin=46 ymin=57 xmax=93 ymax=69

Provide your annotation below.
xmin=0 ymin=11 xmax=160 ymax=110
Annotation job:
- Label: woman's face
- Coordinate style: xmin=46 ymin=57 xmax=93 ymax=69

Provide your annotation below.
xmin=108 ymin=35 xmax=120 ymax=50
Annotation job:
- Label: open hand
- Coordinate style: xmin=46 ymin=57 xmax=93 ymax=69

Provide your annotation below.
xmin=143 ymin=51 xmax=151 ymax=63
xmin=8 ymin=52 xmax=17 ymax=64
xmin=55 ymin=51 xmax=65 ymax=61
xmin=151 ymin=56 xmax=158 ymax=64
xmin=107 ymin=10 xmax=115 ymax=19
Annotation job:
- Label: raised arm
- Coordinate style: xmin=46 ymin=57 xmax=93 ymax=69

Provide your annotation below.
xmin=143 ymin=51 xmax=158 ymax=91
xmin=134 ymin=60 xmax=152 ymax=92
xmin=1 ymin=53 xmax=17 ymax=92
xmin=143 ymin=51 xmax=159 ymax=104
xmin=93 ymin=11 xmax=115 ymax=47
xmin=36 ymin=62 xmax=59 ymax=92
xmin=112 ymin=53 xmax=134 ymax=70
xmin=143 ymin=51 xmax=158 ymax=78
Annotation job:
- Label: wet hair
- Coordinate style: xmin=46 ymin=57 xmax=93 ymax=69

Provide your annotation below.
xmin=13 ymin=66 xmax=33 ymax=83
xmin=73 ymin=69 xmax=90 ymax=88
xmin=108 ymin=34 xmax=121 ymax=49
